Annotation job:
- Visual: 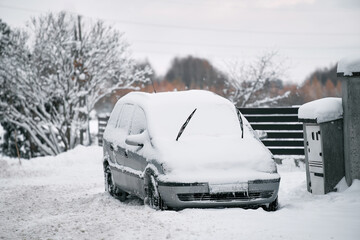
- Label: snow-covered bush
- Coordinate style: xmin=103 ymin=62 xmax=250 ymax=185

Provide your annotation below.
xmin=0 ymin=13 xmax=150 ymax=157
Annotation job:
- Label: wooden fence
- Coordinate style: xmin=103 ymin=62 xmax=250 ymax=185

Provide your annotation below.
xmin=98 ymin=107 xmax=305 ymax=156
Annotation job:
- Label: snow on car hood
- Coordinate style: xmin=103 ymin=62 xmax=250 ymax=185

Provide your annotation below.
xmin=154 ymin=135 xmax=279 ymax=184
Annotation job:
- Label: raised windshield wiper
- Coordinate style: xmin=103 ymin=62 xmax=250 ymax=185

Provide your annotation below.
xmin=176 ymin=108 xmax=197 ymax=141
xmin=237 ymin=108 xmax=244 ymax=138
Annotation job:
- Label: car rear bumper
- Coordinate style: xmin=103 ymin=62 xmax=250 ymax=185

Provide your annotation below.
xmin=158 ymin=178 xmax=280 ymax=209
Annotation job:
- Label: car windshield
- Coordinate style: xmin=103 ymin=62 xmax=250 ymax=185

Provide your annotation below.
xmin=147 ymin=102 xmax=242 ymax=141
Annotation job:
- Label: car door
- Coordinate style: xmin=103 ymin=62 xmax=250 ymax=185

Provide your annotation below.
xmin=111 ymin=103 xmax=135 ymax=191
xmin=123 ymin=106 xmax=149 ymax=197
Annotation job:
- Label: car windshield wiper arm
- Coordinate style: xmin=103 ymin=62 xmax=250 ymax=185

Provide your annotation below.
xmin=176 ymin=108 xmax=197 ymax=141
xmin=237 ymin=109 xmax=244 ymax=138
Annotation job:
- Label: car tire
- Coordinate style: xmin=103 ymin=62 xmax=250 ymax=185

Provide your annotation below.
xmin=104 ymin=164 xmax=128 ymax=202
xmin=263 ymin=197 xmax=278 ymax=212
xmin=146 ymin=175 xmax=164 ymax=210
xmin=104 ymin=165 xmax=115 ymax=196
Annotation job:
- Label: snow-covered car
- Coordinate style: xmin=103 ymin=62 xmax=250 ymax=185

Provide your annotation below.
xmin=102 ymin=90 xmax=280 ymax=210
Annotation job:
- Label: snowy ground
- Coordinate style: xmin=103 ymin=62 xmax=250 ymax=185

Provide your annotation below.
xmin=0 ymin=146 xmax=359 ymax=240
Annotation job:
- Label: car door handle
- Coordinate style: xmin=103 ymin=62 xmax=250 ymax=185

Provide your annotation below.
xmin=110 ymin=144 xmax=114 ymax=151
xmin=124 ymin=150 xmax=128 ymax=158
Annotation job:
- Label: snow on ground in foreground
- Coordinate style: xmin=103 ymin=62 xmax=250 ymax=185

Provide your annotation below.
xmin=0 ymin=146 xmax=359 ymax=240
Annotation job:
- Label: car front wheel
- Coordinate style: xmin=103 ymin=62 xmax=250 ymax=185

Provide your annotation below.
xmin=263 ymin=197 xmax=278 ymax=212
xmin=146 ymin=175 xmax=164 ymax=210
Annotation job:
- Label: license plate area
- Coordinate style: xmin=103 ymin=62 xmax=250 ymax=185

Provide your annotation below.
xmin=209 ymin=182 xmax=248 ymax=194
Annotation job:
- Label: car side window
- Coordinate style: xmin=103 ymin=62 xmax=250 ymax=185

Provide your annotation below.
xmin=108 ymin=103 xmax=122 ymax=127
xmin=114 ymin=106 xmax=123 ymax=129
xmin=130 ymin=107 xmax=147 ymax=135
xmin=118 ymin=104 xmax=134 ymax=135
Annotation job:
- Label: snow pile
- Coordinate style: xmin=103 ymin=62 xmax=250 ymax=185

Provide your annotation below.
xmin=1 ymin=146 xmax=360 ymax=240
xmin=335 ymin=177 xmax=349 ymax=192
xmin=337 ymin=56 xmax=360 ymax=76
xmin=298 ymin=98 xmax=343 ymax=123
xmin=0 ymin=145 xmax=102 ymax=181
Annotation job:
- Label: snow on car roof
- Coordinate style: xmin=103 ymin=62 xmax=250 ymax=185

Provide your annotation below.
xmin=119 ymin=90 xmax=231 ymax=109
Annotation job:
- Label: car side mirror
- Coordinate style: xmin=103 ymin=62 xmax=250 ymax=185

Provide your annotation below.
xmin=125 ymin=138 xmax=144 ymax=147
xmin=125 ymin=131 xmax=147 ymax=147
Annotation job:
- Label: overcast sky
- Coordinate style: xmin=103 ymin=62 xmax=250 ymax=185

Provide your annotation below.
xmin=1 ymin=0 xmax=359 ymax=84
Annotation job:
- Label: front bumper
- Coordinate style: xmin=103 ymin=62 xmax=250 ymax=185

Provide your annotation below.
xmin=158 ymin=178 xmax=280 ymax=209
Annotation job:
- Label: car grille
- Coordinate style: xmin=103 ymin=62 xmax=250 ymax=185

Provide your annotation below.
xmin=177 ymin=191 xmax=274 ymax=202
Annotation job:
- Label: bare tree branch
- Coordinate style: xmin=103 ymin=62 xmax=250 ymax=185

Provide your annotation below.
xmin=224 ymin=51 xmax=288 ymax=107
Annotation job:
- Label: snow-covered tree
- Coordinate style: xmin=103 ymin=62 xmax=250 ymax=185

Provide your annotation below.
xmin=224 ymin=51 xmax=289 ymax=107
xmin=0 ymin=13 xmax=151 ymax=156
xmin=0 ymin=19 xmax=11 ymax=56
xmin=0 ymin=20 xmax=31 ymax=158
xmin=0 ymin=26 xmax=42 ymax=157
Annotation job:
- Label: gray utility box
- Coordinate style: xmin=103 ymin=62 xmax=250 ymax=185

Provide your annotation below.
xmin=299 ymin=98 xmax=345 ymax=195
